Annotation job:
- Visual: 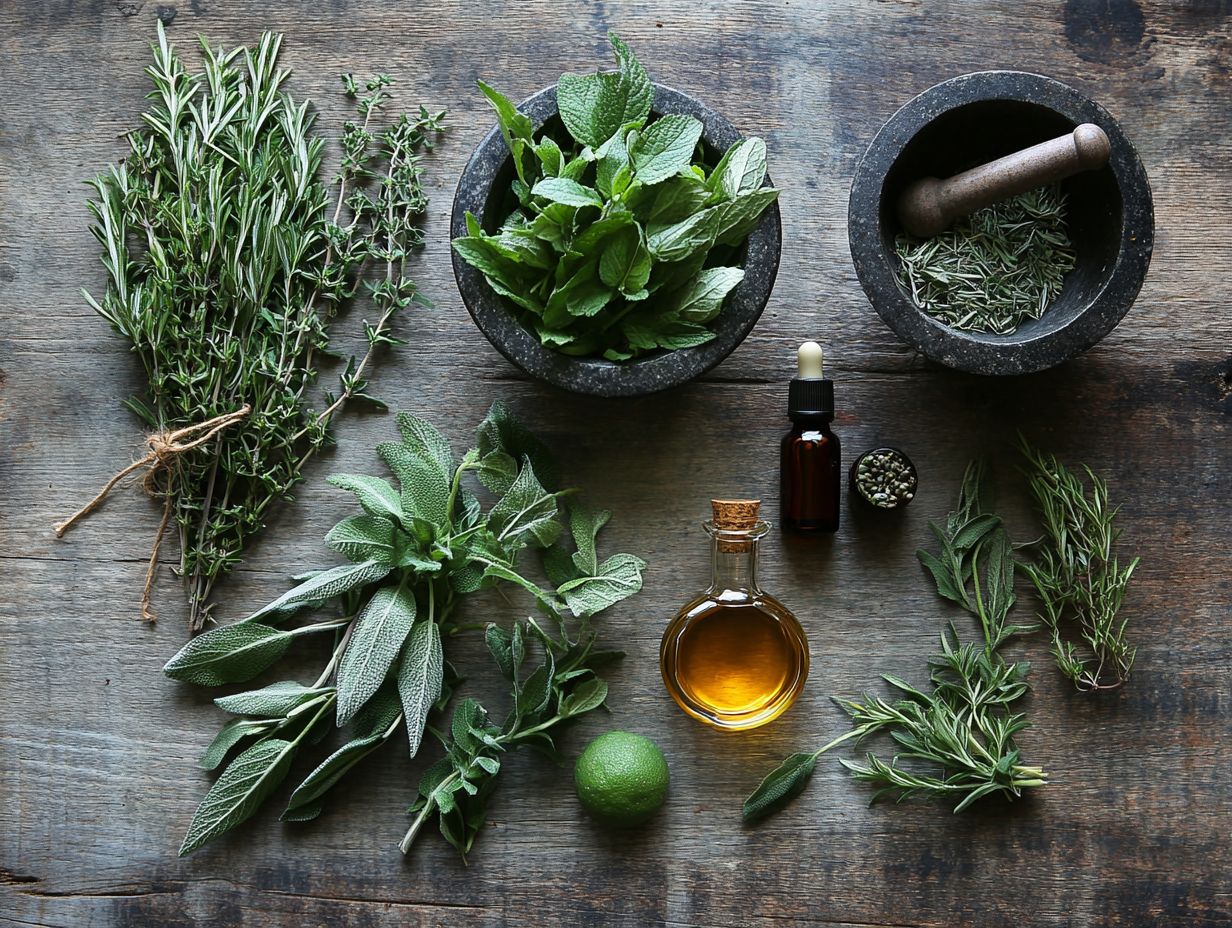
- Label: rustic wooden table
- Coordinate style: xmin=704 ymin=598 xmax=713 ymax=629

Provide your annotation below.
xmin=2 ymin=1 xmax=1229 ymax=926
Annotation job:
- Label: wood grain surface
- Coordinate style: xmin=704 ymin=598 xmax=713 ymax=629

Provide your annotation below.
xmin=2 ymin=1 xmax=1230 ymax=926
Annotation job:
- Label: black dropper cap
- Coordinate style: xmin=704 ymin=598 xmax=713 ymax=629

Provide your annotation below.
xmin=788 ymin=341 xmax=834 ymax=421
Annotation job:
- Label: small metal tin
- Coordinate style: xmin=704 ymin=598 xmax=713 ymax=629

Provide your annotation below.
xmin=850 ymin=447 xmax=918 ymax=511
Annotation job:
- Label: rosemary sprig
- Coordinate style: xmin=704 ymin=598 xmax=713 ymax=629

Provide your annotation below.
xmin=1018 ymin=439 xmax=1139 ymax=691
xmin=71 ymin=24 xmax=444 ymax=628
xmin=895 ymin=185 xmax=1076 ymax=335
xmin=743 ymin=461 xmax=1045 ymax=822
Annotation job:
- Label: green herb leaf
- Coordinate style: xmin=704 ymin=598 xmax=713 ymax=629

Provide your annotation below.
xmin=336 ymin=582 xmax=417 ymax=725
xmin=179 ymin=738 xmax=297 ymax=855
xmin=325 ymin=514 xmax=398 ymax=564
xmin=742 ymin=752 xmax=818 ymax=823
xmin=629 ymin=114 xmax=703 ymax=185
xmin=488 ymin=459 xmax=559 ymax=545
xmin=327 ymin=474 xmax=404 ymax=524
xmin=200 ymin=718 xmax=273 ymax=771
xmin=397 ymin=618 xmax=444 ymax=757
xmin=558 ymin=553 xmax=646 ymax=618
xmin=531 ymin=177 xmax=604 ymax=209
xmin=668 ymin=267 xmax=744 ymax=323
xmin=707 ymin=137 xmax=767 ymax=201
xmin=246 ymin=560 xmax=391 ymax=623
xmin=164 ymin=623 xmax=293 ymax=686
xmin=214 ymin=682 xmax=326 ymax=718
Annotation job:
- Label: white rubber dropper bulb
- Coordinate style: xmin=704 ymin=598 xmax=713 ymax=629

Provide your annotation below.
xmin=797 ymin=341 xmax=824 ymax=379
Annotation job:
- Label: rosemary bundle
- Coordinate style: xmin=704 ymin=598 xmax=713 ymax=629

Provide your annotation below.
xmin=895 ymin=185 xmax=1076 ymax=335
xmin=59 ymin=25 xmax=444 ymax=627
xmin=1019 ymin=440 xmax=1139 ymax=691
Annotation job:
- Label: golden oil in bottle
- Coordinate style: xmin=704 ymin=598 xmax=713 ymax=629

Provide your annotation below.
xmin=660 ymin=500 xmax=808 ymax=731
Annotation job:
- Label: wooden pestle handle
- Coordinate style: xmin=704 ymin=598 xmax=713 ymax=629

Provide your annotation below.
xmin=896 ymin=123 xmax=1111 ymax=238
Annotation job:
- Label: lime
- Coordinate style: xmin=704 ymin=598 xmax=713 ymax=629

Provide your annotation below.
xmin=574 ymin=731 xmax=670 ymax=827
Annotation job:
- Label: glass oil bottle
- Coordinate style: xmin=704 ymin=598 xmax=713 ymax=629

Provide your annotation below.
xmin=660 ymin=499 xmax=809 ymax=731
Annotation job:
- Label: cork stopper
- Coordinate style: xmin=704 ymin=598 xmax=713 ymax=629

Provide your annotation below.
xmin=711 ymin=499 xmax=760 ymax=551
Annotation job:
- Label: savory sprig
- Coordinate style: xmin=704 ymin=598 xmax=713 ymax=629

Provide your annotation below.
xmin=453 ymin=32 xmax=777 ymax=361
xmin=1018 ymin=440 xmax=1139 ymax=691
xmin=743 ymin=461 xmax=1046 ymax=823
xmin=164 ymin=404 xmax=644 ymax=855
xmin=68 ymin=24 xmax=444 ymax=628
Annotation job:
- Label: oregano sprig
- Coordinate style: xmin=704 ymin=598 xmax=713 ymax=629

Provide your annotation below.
xmin=164 ymin=403 xmax=644 ymax=856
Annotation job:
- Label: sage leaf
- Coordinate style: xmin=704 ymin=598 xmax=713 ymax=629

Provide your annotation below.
xmin=378 ymin=441 xmax=450 ymax=528
xmin=488 ymin=459 xmax=559 ymax=544
xmin=560 ymin=676 xmax=608 ymax=717
xmin=284 ymin=689 xmax=402 ymax=820
xmin=245 ymin=559 xmax=391 ymax=623
xmin=568 ymin=502 xmax=612 ymax=576
xmin=742 ymin=752 xmax=817 ymax=823
xmin=558 ymin=553 xmax=647 ymax=617
xmin=629 ymin=114 xmax=703 ymax=185
xmin=476 ymin=401 xmax=558 ymax=487
xmin=325 ymin=514 xmax=397 ymax=564
xmin=476 ymin=450 xmax=518 ymax=495
xmin=395 ymin=411 xmax=455 ymax=479
xmin=326 ymin=473 xmax=404 ymax=523
xmin=164 ymin=623 xmax=292 ymax=686
xmin=200 ymin=718 xmax=273 ymax=771
xmin=179 ymin=738 xmax=297 ymax=855
xmin=397 ymin=619 xmax=444 ymax=758
xmin=214 ymin=682 xmax=326 ymax=718
xmin=336 ymin=582 xmax=418 ymax=725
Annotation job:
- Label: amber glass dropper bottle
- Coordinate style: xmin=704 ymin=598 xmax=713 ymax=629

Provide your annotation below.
xmin=781 ymin=341 xmax=840 ymax=534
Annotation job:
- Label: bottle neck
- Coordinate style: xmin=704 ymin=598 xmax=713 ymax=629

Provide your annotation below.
xmin=709 ymin=537 xmax=761 ymax=594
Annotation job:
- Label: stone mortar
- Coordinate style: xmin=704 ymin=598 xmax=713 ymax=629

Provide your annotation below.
xmin=452 ymin=82 xmax=782 ymax=398
xmin=848 ymin=70 xmax=1154 ymax=376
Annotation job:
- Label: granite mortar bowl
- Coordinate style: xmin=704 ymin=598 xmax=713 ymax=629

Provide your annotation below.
xmin=452 ymin=82 xmax=782 ymax=397
xmin=848 ymin=71 xmax=1154 ymax=376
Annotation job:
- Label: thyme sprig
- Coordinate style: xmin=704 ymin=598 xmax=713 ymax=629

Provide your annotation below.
xmin=744 ymin=461 xmax=1046 ymax=822
xmin=67 ymin=24 xmax=444 ymax=628
xmin=1018 ymin=440 xmax=1139 ymax=691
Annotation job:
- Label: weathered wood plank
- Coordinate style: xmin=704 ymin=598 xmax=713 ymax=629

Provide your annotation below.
xmin=1 ymin=1 xmax=1230 ymax=927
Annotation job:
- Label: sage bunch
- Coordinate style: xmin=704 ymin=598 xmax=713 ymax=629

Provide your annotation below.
xmin=64 ymin=24 xmax=443 ymax=627
xmin=163 ymin=404 xmax=645 ymax=856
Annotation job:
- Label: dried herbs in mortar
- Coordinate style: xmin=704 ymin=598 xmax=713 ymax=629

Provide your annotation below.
xmin=164 ymin=404 xmax=645 ymax=857
xmin=57 ymin=25 xmax=444 ymax=628
xmin=453 ymin=33 xmax=778 ymax=361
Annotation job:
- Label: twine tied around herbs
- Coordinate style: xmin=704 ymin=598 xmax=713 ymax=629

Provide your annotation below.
xmin=53 ymin=406 xmax=251 ymax=623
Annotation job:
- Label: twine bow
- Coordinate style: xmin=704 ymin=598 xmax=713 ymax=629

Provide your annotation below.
xmin=53 ymin=406 xmax=251 ymax=622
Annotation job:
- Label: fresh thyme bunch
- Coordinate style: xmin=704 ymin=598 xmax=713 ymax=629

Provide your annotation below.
xmin=64 ymin=24 xmax=444 ymax=628
xmin=1019 ymin=440 xmax=1139 ymax=691
xmin=163 ymin=404 xmax=644 ymax=856
xmin=744 ymin=462 xmax=1046 ymax=822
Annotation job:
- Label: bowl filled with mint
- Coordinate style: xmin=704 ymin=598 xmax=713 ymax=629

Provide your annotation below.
xmin=451 ymin=34 xmax=782 ymax=397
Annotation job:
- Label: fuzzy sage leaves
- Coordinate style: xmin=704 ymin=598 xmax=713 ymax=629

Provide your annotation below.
xmin=165 ymin=403 xmax=644 ymax=856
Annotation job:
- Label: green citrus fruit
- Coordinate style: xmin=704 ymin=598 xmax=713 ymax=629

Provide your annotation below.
xmin=574 ymin=731 xmax=670 ymax=827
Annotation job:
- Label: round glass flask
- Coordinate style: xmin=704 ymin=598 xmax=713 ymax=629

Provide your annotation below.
xmin=660 ymin=500 xmax=809 ymax=731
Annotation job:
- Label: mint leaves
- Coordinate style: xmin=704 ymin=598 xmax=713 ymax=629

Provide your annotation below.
xmin=454 ymin=33 xmax=777 ymax=362
xmin=164 ymin=404 xmax=644 ymax=856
